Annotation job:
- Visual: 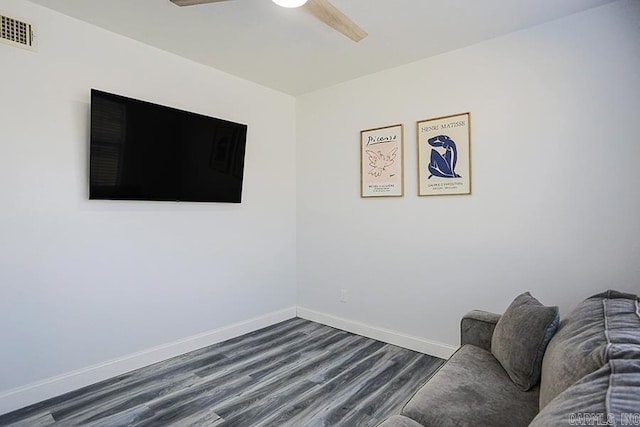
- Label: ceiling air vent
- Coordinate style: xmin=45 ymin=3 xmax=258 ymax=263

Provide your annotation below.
xmin=0 ymin=12 xmax=36 ymax=51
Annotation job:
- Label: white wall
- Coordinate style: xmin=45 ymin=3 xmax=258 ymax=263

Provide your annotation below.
xmin=297 ymin=0 xmax=640 ymax=351
xmin=0 ymin=0 xmax=296 ymax=402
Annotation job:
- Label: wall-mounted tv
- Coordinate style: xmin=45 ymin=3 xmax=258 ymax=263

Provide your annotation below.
xmin=90 ymin=89 xmax=247 ymax=203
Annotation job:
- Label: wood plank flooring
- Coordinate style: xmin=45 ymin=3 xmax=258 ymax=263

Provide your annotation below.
xmin=0 ymin=318 xmax=444 ymax=427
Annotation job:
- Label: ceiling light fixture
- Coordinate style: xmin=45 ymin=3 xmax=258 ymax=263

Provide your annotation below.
xmin=272 ymin=0 xmax=308 ymax=8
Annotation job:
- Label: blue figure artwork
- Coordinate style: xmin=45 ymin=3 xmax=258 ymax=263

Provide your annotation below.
xmin=427 ymin=135 xmax=461 ymax=179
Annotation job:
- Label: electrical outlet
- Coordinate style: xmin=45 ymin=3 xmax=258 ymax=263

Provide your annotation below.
xmin=340 ymin=289 xmax=349 ymax=303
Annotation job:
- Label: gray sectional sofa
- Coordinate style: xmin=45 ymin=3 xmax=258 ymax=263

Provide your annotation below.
xmin=379 ymin=290 xmax=640 ymax=427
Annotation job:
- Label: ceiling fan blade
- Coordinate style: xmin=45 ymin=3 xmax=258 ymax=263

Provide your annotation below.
xmin=304 ymin=0 xmax=367 ymax=42
xmin=170 ymin=0 xmax=232 ymax=6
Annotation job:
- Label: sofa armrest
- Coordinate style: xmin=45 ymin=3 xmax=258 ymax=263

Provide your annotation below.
xmin=460 ymin=310 xmax=501 ymax=352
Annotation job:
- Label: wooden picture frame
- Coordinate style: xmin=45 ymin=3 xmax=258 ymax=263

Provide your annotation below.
xmin=417 ymin=112 xmax=471 ymax=196
xmin=360 ymin=124 xmax=404 ymax=198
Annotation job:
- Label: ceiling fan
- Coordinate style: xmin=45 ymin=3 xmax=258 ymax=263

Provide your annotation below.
xmin=169 ymin=0 xmax=368 ymax=42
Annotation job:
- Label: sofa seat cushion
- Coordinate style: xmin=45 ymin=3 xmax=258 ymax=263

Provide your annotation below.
xmin=539 ymin=292 xmax=640 ymax=408
xmin=401 ymin=344 xmax=539 ymax=427
xmin=377 ymin=415 xmax=425 ymax=427
xmin=530 ymin=359 xmax=640 ymax=426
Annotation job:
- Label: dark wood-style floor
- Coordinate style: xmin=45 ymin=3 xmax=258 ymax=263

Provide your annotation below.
xmin=0 ymin=318 xmax=444 ymax=427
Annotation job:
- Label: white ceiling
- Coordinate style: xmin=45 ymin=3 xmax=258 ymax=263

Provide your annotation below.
xmin=28 ymin=0 xmax=615 ymax=95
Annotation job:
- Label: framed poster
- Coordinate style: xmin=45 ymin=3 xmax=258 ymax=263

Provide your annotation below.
xmin=417 ymin=112 xmax=471 ymax=196
xmin=360 ymin=124 xmax=404 ymax=198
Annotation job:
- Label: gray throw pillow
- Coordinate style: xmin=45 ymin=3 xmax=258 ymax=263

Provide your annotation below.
xmin=491 ymin=292 xmax=559 ymax=391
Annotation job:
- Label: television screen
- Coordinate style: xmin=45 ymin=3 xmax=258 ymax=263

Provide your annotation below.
xmin=90 ymin=89 xmax=247 ymax=203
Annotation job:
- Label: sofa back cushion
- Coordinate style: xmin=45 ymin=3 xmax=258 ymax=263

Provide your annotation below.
xmin=531 ymin=359 xmax=640 ymax=426
xmin=539 ymin=291 xmax=640 ymax=409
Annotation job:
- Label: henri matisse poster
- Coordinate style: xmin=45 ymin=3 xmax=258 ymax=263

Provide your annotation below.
xmin=417 ymin=113 xmax=471 ymax=196
xmin=361 ymin=124 xmax=404 ymax=198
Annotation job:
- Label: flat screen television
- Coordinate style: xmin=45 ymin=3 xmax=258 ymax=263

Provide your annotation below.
xmin=90 ymin=89 xmax=247 ymax=203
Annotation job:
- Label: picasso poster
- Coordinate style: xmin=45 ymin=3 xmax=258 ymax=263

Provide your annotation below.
xmin=417 ymin=113 xmax=471 ymax=196
xmin=361 ymin=124 xmax=404 ymax=198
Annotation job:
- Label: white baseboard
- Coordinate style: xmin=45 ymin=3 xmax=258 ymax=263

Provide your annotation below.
xmin=0 ymin=307 xmax=297 ymax=416
xmin=296 ymin=307 xmax=458 ymax=360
